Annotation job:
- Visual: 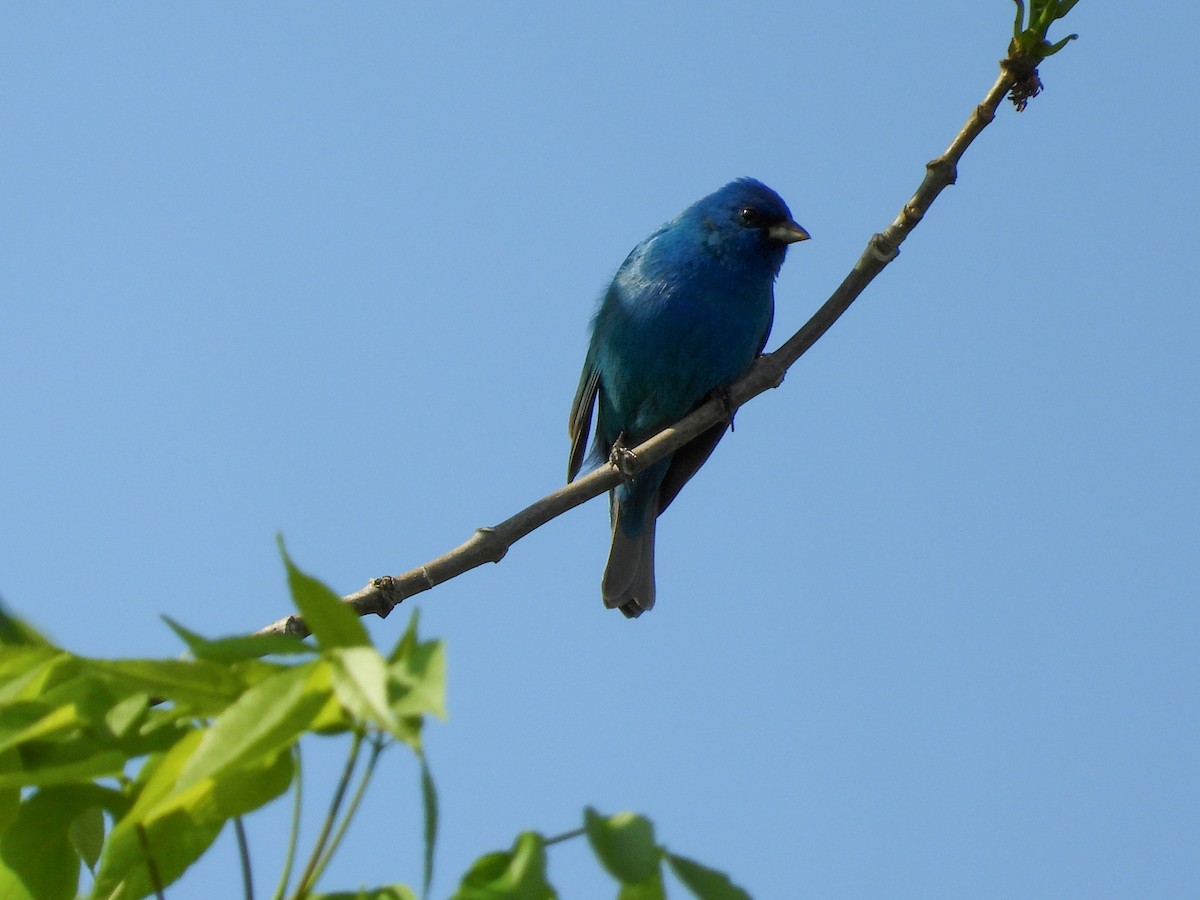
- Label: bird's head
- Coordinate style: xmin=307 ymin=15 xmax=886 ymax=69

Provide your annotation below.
xmin=685 ymin=178 xmax=809 ymax=274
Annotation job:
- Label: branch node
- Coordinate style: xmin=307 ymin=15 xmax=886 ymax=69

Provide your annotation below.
xmin=926 ymin=155 xmax=958 ymax=186
xmin=370 ymin=575 xmax=401 ymax=616
xmin=867 ymin=233 xmax=899 ymax=264
xmin=1002 ymin=54 xmax=1043 ymax=111
xmin=474 ymin=527 xmax=508 ymax=564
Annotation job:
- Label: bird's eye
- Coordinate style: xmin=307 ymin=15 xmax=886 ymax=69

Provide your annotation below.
xmin=739 ymin=207 xmax=768 ymax=228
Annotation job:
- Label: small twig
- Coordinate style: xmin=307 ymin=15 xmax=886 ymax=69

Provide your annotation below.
xmin=256 ymin=56 xmax=1027 ymax=640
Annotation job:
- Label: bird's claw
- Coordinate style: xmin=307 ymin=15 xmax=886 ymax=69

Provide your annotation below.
xmin=608 ymin=435 xmax=639 ymax=480
xmin=713 ymin=385 xmax=737 ymax=432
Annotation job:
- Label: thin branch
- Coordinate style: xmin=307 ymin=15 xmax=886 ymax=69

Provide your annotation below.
xmin=257 ymin=56 xmax=1028 ymax=640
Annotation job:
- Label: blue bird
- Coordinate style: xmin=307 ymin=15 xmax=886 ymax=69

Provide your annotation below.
xmin=568 ymin=178 xmax=809 ymax=617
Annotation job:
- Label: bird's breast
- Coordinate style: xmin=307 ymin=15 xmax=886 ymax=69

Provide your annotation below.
xmin=595 ymin=266 xmax=773 ymax=439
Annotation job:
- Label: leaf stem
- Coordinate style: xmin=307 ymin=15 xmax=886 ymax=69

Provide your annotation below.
xmin=307 ymin=734 xmax=387 ymax=888
xmin=134 ymin=822 xmax=167 ymax=900
xmin=543 ymin=827 xmax=586 ymax=846
xmin=234 ymin=816 xmax=255 ymax=900
xmin=291 ymin=728 xmax=364 ymax=899
xmin=271 ymin=744 xmax=304 ymax=900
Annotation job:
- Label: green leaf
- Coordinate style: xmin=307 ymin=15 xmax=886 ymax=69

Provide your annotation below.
xmin=420 ymin=753 xmax=438 ymax=899
xmin=0 ymin=606 xmax=51 ymax=647
xmin=0 ymin=650 xmax=76 ymax=703
xmin=0 ymin=683 xmax=139 ymax=787
xmin=69 ymin=805 xmax=105 ymax=871
xmin=309 ymin=688 xmax=357 ymax=735
xmin=0 ymin=762 xmax=18 ymax=834
xmin=618 ymin=872 xmax=666 ymax=900
xmin=0 ymin=800 xmax=77 ymax=899
xmin=666 ymin=853 xmax=752 ymax=900
xmin=329 ymin=646 xmax=398 ymax=735
xmin=1043 ymin=33 xmax=1078 ymax=56
xmin=279 ymin=537 xmax=371 ymax=650
xmin=0 ymin=786 xmax=113 ymax=900
xmin=40 ymin=672 xmax=127 ymax=732
xmin=388 ymin=611 xmax=447 ymax=721
xmin=0 ymin=747 xmax=128 ymax=789
xmin=163 ymin=615 xmax=315 ymax=662
xmin=95 ymin=731 xmax=294 ymax=897
xmin=452 ymin=832 xmax=555 ymax=900
xmin=106 ymin=692 xmax=150 ymax=738
xmin=85 ymin=657 xmax=247 ymax=712
xmin=105 ymin=815 xmax=223 ymax=899
xmin=584 ymin=808 xmax=662 ymax=885
xmin=387 ymin=607 xmax=421 ymax=666
xmin=0 ymin=667 xmax=186 ymax=787
xmin=1010 ymin=0 xmax=1079 ymax=61
xmin=1057 ymin=0 xmax=1080 ymax=18
xmin=175 ymin=659 xmax=329 ymax=791
xmin=0 ymin=667 xmax=166 ymax=768
xmin=312 ymin=887 xmax=417 ymax=900
xmin=0 ymin=702 xmax=85 ymax=755
xmin=118 ymin=729 xmax=205 ymax=826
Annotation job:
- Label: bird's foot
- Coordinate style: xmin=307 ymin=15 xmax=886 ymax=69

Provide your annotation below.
xmin=712 ymin=385 xmax=738 ymax=432
xmin=608 ymin=434 xmax=639 ymax=480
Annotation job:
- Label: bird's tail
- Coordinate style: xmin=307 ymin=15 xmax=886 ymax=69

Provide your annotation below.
xmin=602 ymin=501 xmax=656 ymax=618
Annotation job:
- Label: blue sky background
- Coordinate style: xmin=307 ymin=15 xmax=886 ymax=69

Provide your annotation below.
xmin=3 ymin=3 xmax=1198 ymax=898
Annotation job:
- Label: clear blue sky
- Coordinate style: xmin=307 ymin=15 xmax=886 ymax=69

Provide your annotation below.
xmin=3 ymin=3 xmax=1197 ymax=898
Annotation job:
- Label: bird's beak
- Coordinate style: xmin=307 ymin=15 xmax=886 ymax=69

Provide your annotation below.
xmin=769 ymin=220 xmax=811 ymax=244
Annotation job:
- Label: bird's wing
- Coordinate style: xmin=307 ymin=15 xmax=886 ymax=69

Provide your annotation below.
xmin=658 ymin=306 xmax=773 ymax=515
xmin=656 ymin=420 xmax=728 ymax=515
xmin=567 ymin=361 xmax=600 ymax=482
xmin=757 ymin=297 xmax=776 ymax=356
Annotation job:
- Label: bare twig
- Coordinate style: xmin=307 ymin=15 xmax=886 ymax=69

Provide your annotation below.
xmin=257 ymin=58 xmax=1028 ymax=640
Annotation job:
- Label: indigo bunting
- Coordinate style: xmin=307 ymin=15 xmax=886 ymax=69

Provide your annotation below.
xmin=568 ymin=179 xmax=809 ymax=617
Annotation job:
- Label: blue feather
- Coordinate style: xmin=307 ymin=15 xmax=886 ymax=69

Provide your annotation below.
xmin=568 ymin=179 xmax=808 ymax=617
